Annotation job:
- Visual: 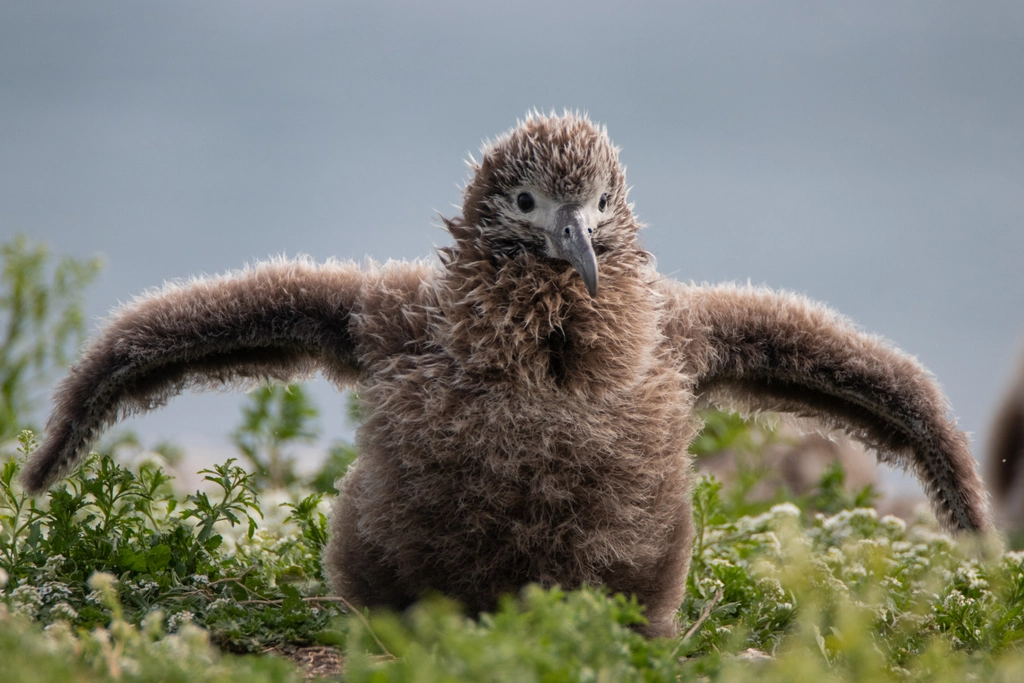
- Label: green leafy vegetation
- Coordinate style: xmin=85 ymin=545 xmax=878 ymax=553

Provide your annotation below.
xmin=1 ymin=572 xmax=298 ymax=683
xmin=3 ymin=237 xmax=1024 ymax=681
xmin=233 ymin=384 xmax=320 ymax=490
xmin=0 ymin=437 xmax=340 ymax=654
xmin=0 ymin=235 xmax=101 ymax=440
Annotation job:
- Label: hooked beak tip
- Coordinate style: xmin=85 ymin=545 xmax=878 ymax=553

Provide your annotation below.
xmin=569 ymin=247 xmax=599 ymax=298
xmin=553 ymin=203 xmax=600 ymax=298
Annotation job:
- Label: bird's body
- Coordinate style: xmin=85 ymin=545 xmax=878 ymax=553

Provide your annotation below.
xmin=326 ymin=225 xmax=695 ymax=635
xmin=22 ymin=113 xmax=992 ymax=638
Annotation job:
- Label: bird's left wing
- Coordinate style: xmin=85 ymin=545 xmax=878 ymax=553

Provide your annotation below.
xmin=20 ymin=258 xmax=428 ymax=494
xmin=657 ymin=280 xmax=992 ymax=534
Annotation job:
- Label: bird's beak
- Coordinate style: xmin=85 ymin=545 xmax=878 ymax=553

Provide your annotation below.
xmin=552 ymin=204 xmax=599 ymax=297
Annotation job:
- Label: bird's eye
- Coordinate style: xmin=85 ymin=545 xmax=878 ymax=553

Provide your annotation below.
xmin=598 ymin=193 xmax=608 ymax=212
xmin=516 ymin=192 xmax=535 ymax=212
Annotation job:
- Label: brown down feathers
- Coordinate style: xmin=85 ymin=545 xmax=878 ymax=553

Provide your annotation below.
xmin=988 ymin=350 xmax=1024 ymax=528
xmin=21 ymin=112 xmax=993 ymax=638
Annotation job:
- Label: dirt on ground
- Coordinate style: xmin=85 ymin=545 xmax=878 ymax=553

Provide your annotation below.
xmin=264 ymin=644 xmax=345 ymax=680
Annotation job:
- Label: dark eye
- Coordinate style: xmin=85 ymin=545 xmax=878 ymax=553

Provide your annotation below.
xmin=598 ymin=193 xmax=608 ymax=212
xmin=516 ymin=192 xmax=535 ymax=212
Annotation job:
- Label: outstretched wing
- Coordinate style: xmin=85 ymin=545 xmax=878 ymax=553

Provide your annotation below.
xmin=657 ymin=280 xmax=992 ymax=533
xmin=21 ymin=257 xmax=429 ymax=494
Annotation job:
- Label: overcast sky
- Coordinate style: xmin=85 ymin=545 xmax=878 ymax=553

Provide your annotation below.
xmin=2 ymin=1 xmax=1022 ymax=490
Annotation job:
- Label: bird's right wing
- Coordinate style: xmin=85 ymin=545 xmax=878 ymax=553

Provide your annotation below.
xmin=20 ymin=257 xmax=431 ymax=494
xmin=656 ymin=279 xmax=992 ymax=534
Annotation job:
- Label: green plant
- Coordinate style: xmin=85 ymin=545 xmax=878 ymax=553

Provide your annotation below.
xmin=232 ymin=384 xmax=320 ymax=489
xmin=0 ymin=236 xmax=101 ymax=439
xmin=691 ymin=409 xmax=878 ymax=521
xmin=309 ymin=441 xmax=359 ymax=494
xmin=0 ymin=575 xmax=301 ymax=683
xmin=308 ymin=390 xmax=364 ymax=494
xmin=4 ymin=413 xmax=1024 ymax=681
xmin=1 ymin=438 xmax=339 ymax=653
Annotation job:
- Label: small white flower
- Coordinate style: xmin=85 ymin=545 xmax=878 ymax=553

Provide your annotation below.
xmin=168 ymin=610 xmax=195 ymax=632
xmin=821 ymin=508 xmax=879 ymax=542
xmin=756 ymin=577 xmax=785 ymax=602
xmin=208 ymin=598 xmax=234 ymax=612
xmin=844 ymin=563 xmax=867 ymax=580
xmin=42 ymin=554 xmax=66 ymax=577
xmin=768 ymin=502 xmax=801 ymax=522
xmin=952 ymin=563 xmax=990 ymax=595
xmin=39 ymin=581 xmax=72 ymax=602
xmin=824 ymin=547 xmax=845 ymax=564
xmin=1004 ymin=550 xmax=1024 ymax=566
xmin=49 ymin=602 xmax=79 ymax=621
xmin=10 ymin=585 xmax=42 ymax=619
xmin=750 ymin=531 xmax=781 ymax=555
xmin=880 ymin=515 xmax=907 ymax=536
xmin=0 ymin=567 xmax=7 ymax=588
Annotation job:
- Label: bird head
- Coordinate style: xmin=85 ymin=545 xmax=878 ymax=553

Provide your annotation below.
xmin=461 ymin=112 xmax=635 ymax=298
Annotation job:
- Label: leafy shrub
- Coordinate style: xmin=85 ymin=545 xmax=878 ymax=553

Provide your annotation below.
xmin=232 ymin=384 xmax=320 ymax=490
xmin=1 ymin=434 xmax=339 ymax=654
xmin=0 ymin=576 xmax=299 ymax=683
xmin=4 ymin=423 xmax=1024 ymax=681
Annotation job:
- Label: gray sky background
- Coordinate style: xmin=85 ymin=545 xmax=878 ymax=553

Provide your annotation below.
xmin=2 ymin=1 xmax=1023 ymax=490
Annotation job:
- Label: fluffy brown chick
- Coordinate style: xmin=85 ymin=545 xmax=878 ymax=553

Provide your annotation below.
xmin=21 ymin=112 xmax=992 ymax=638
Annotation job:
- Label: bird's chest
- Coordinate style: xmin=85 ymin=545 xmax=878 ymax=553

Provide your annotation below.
xmin=346 ymin=301 xmax=698 ymax=581
xmin=354 ymin=319 xmax=694 ymax=503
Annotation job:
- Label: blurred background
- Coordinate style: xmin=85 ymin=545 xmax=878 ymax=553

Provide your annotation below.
xmin=2 ymin=1 xmax=1022 ymax=491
